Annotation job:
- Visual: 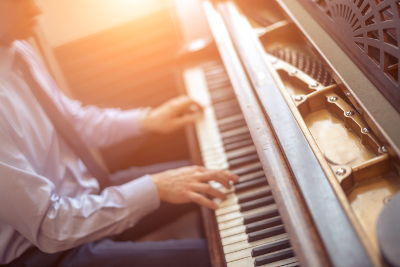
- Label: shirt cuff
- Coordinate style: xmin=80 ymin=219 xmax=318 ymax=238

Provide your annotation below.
xmin=114 ymin=108 xmax=143 ymax=138
xmin=118 ymin=174 xmax=160 ymax=225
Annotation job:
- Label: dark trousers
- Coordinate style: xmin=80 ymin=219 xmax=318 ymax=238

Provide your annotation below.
xmin=3 ymin=161 xmax=212 ymax=267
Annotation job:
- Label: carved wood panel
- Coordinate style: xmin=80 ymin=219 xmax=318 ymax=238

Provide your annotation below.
xmin=300 ymin=0 xmax=400 ymax=112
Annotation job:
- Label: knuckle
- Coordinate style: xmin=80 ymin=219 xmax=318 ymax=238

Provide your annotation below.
xmin=191 ymin=194 xmax=202 ymax=202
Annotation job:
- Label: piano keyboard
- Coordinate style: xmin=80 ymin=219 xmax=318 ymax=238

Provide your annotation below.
xmin=184 ymin=60 xmax=299 ymax=267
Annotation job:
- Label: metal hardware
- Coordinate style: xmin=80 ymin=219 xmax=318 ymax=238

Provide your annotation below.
xmin=290 ymin=69 xmax=298 ymax=75
xmin=310 ymin=82 xmax=319 ymax=88
xmin=381 ymin=146 xmax=388 ymax=153
xmin=384 ymin=195 xmax=393 ymax=204
xmin=294 ymin=96 xmax=303 ymax=101
xmin=336 ymin=168 xmax=346 ymax=176
xmin=329 ymin=96 xmax=338 ymax=102
xmin=345 ymin=111 xmax=355 ymax=116
xmin=270 ymin=58 xmax=277 ymax=64
xmin=346 ymin=92 xmax=351 ymax=97
xmin=362 ymin=127 xmax=370 ymax=133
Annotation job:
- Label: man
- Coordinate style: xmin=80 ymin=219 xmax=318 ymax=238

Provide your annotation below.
xmin=0 ymin=0 xmax=238 ymax=266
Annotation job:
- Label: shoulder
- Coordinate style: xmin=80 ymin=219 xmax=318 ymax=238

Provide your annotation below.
xmin=13 ymin=41 xmax=46 ymax=71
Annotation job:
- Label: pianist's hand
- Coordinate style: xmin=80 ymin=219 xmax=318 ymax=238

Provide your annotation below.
xmin=151 ymin=166 xmax=239 ymax=210
xmin=141 ymin=95 xmax=203 ymax=134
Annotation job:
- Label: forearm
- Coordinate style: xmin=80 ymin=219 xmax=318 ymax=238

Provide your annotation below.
xmin=35 ymin=175 xmax=160 ymax=252
xmin=0 ymin=164 xmax=160 ymax=253
xmin=64 ymin=100 xmax=145 ymax=148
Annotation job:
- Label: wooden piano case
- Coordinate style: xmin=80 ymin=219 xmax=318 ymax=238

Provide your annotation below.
xmin=178 ymin=1 xmax=400 ymax=266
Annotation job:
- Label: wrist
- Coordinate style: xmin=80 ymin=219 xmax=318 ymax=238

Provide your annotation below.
xmin=138 ymin=107 xmax=152 ymax=133
xmin=150 ymin=173 xmax=165 ymax=201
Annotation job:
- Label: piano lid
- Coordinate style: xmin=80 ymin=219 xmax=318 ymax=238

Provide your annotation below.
xmin=297 ymin=0 xmax=400 ymax=114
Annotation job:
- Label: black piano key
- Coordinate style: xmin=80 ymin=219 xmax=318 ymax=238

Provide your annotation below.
xmin=238 ymin=188 xmax=272 ymax=204
xmin=254 ymin=248 xmax=294 ymax=266
xmin=240 ymin=196 xmax=274 ymax=212
xmin=238 ymin=170 xmax=265 ymax=183
xmin=227 ymin=147 xmax=256 ymax=161
xmin=215 ymin=107 xmax=242 ymax=119
xmin=231 ymin=162 xmax=263 ymax=176
xmin=223 ymin=132 xmax=252 ymax=146
xmin=210 ymin=87 xmax=233 ymax=96
xmin=208 ymin=81 xmax=231 ymax=90
xmin=224 ymin=138 xmax=254 ymax=151
xmin=248 ymin=225 xmax=286 ymax=242
xmin=229 ymin=154 xmax=259 ymax=168
xmin=252 ymin=239 xmax=291 ymax=257
xmin=213 ymin=99 xmax=239 ymax=111
xmin=244 ymin=208 xmax=279 ymax=224
xmin=211 ymin=93 xmax=236 ymax=103
xmin=219 ymin=119 xmax=247 ymax=132
xmin=246 ymin=216 xmax=282 ymax=234
xmin=234 ymin=177 xmax=268 ymax=193
xmin=206 ymin=76 xmax=230 ymax=85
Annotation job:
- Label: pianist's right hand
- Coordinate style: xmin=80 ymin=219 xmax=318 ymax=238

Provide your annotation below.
xmin=151 ymin=166 xmax=239 ymax=210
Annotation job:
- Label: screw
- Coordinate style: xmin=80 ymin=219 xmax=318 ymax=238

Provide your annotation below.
xmin=329 ymin=96 xmax=338 ymax=102
xmin=290 ymin=69 xmax=297 ymax=75
xmin=294 ymin=96 xmax=303 ymax=101
xmin=381 ymin=146 xmax=388 ymax=153
xmin=310 ymin=82 xmax=319 ymax=88
xmin=362 ymin=127 xmax=370 ymax=133
xmin=384 ymin=195 xmax=393 ymax=204
xmin=270 ymin=58 xmax=277 ymax=64
xmin=336 ymin=168 xmax=346 ymax=176
xmin=346 ymin=111 xmax=355 ymax=116
xmin=346 ymin=92 xmax=351 ymax=97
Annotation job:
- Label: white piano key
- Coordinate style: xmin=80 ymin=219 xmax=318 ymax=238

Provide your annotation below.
xmin=227 ymin=256 xmax=297 ymax=267
xmin=218 ymin=217 xmax=244 ymax=231
xmin=223 ymin=234 xmax=288 ymax=254
xmin=216 ymin=204 xmax=241 ymax=216
xmin=216 ymin=193 xmax=238 ymax=207
xmin=217 ymin=205 xmax=277 ymax=223
xmin=220 ymin=224 xmax=246 ymax=238
xmin=222 ymin=232 xmax=249 ymax=246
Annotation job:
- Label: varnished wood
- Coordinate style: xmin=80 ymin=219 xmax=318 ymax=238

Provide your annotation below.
xmin=217 ymin=2 xmax=374 ymax=266
xmin=202 ymin=2 xmax=331 ymax=266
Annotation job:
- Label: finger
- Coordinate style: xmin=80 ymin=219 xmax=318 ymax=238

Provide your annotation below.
xmin=172 ymin=112 xmax=203 ymax=128
xmin=173 ymin=97 xmax=203 ymax=114
xmin=189 ymin=183 xmax=227 ymax=200
xmin=223 ymin=170 xmax=239 ymax=183
xmin=187 ymin=191 xmax=218 ymax=210
xmin=186 ymin=101 xmax=203 ymax=113
xmin=191 ymin=165 xmax=208 ymax=173
xmin=197 ymin=170 xmax=231 ymax=189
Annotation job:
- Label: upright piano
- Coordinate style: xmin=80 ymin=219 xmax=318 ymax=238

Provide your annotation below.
xmin=175 ymin=0 xmax=400 ymax=266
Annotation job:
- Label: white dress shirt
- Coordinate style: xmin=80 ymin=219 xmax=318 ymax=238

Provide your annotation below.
xmin=0 ymin=41 xmax=160 ymax=265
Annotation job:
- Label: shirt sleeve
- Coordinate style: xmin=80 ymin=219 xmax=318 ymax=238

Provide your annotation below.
xmin=17 ymin=41 xmax=146 ymax=148
xmin=0 ymin=128 xmax=160 ymax=253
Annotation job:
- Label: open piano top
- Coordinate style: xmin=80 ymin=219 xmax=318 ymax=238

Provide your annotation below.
xmin=176 ymin=0 xmax=400 ymax=266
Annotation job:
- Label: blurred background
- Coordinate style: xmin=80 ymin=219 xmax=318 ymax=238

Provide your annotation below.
xmin=30 ymin=0 xmax=213 ymax=172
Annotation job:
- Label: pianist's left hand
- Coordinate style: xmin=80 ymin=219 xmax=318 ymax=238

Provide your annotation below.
xmin=140 ymin=95 xmax=203 ymax=134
